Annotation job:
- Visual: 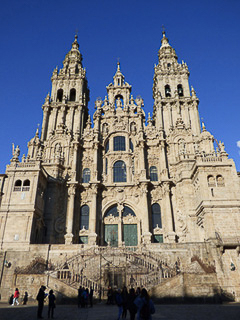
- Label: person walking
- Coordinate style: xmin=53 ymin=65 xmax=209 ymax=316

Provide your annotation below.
xmin=127 ymin=288 xmax=137 ymax=320
xmin=77 ymin=286 xmax=82 ymax=308
xmin=12 ymin=288 xmax=20 ymax=306
xmin=89 ymin=287 xmax=93 ymax=307
xmin=134 ymin=288 xmax=155 ymax=320
xmin=48 ymin=289 xmax=56 ymax=319
xmin=115 ymin=288 xmax=123 ymax=320
xmin=37 ymin=285 xmax=47 ymax=319
xmin=23 ymin=291 xmax=28 ymax=305
xmin=122 ymin=286 xmax=128 ymax=319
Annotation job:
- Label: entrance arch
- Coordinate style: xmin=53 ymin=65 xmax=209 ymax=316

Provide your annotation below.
xmin=104 ymin=204 xmax=138 ymax=247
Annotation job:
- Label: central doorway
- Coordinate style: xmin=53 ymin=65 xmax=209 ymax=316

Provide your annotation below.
xmin=123 ymin=224 xmax=138 ymax=246
xmin=104 ymin=224 xmax=118 ymax=247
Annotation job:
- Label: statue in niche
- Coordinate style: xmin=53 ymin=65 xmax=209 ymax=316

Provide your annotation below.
xmin=116 ymin=97 xmax=122 ymax=108
xmin=178 ymin=139 xmax=186 ymax=155
xmin=102 ymin=123 xmax=108 ymax=135
xmin=130 ymin=122 xmax=137 ymax=135
xmin=55 ymin=143 xmax=62 ymax=157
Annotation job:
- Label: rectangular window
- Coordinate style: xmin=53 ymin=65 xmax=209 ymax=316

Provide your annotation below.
xmin=79 ymin=236 xmax=88 ymax=244
xmin=153 ymin=234 xmax=163 ymax=243
xmin=105 ymin=158 xmax=108 ymax=174
xmin=114 ymin=136 xmax=126 ymax=151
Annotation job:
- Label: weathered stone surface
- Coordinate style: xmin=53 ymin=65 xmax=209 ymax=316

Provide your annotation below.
xmin=0 ymin=32 xmax=240 ymax=302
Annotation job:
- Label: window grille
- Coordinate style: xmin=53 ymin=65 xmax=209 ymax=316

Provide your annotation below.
xmin=113 ymin=161 xmax=126 ymax=182
xmin=82 ymin=168 xmax=91 ymax=183
xmin=150 ymin=166 xmax=158 ymax=181
xmin=80 ymin=205 xmax=89 ymax=230
xmin=152 ymin=203 xmax=162 ymax=229
xmin=113 ymin=136 xmax=126 ymax=151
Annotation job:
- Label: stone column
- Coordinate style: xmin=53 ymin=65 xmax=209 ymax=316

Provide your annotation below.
xmin=88 ymin=184 xmax=98 ymax=245
xmin=47 ymin=107 xmax=58 ymax=139
xmin=41 ymin=106 xmax=50 ymax=141
xmin=160 ymin=140 xmax=168 ymax=179
xmin=167 ymin=103 xmax=173 ymax=130
xmin=64 ymin=184 xmax=77 ymax=245
xmin=93 ymin=142 xmax=98 ymax=181
xmin=139 ymin=141 xmax=147 ymax=180
xmin=141 ymin=183 xmax=152 ymax=244
xmin=68 ymin=106 xmax=75 ymax=133
xmin=193 ymin=101 xmax=201 ymax=135
xmin=72 ymin=142 xmax=79 ymax=180
xmin=158 ymin=105 xmax=163 ymax=130
xmin=162 ymin=182 xmax=176 ymax=243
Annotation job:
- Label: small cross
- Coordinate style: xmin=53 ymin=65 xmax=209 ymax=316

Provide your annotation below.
xmin=75 ymin=28 xmax=79 ymax=36
xmin=162 ymin=24 xmax=165 ymax=34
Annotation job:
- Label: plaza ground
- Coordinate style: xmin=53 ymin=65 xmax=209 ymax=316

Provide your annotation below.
xmin=1 ymin=302 xmax=240 ymax=320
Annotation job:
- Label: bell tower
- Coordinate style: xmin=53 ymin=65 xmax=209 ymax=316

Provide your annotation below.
xmin=153 ymin=31 xmax=201 ymax=136
xmin=41 ymin=35 xmax=89 ymax=145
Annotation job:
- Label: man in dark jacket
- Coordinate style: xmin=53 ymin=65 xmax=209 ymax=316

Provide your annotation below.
xmin=37 ymin=285 xmax=46 ymax=319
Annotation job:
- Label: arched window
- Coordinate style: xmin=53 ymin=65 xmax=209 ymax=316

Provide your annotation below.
xmin=165 ymin=85 xmax=171 ymax=97
xmin=122 ymin=206 xmax=136 ymax=217
xmin=69 ymin=88 xmax=76 ymax=101
xmin=150 ymin=166 xmax=158 ymax=181
xmin=14 ymin=180 xmax=22 ymax=191
xmin=105 ymin=205 xmax=119 ymax=217
xmin=152 ymin=203 xmax=162 ymax=229
xmin=114 ymin=136 xmax=126 ymax=151
xmin=177 ymin=84 xmax=184 ymax=97
xmin=80 ymin=205 xmax=89 ymax=230
xmin=113 ymin=161 xmax=126 ymax=182
xmin=105 ymin=140 xmax=109 ymax=153
xmin=207 ymin=175 xmax=215 ymax=187
xmin=22 ymin=179 xmax=30 ymax=191
xmin=57 ymin=89 xmax=63 ymax=102
xmin=216 ymin=175 xmax=224 ymax=187
xmin=82 ymin=168 xmax=91 ymax=183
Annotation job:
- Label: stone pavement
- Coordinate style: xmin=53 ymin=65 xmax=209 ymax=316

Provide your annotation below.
xmin=1 ymin=302 xmax=240 ymax=320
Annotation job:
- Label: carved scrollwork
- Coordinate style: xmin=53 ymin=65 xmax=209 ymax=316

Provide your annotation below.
xmin=162 ymin=182 xmax=170 ymax=195
xmin=122 ymin=214 xmax=138 ymax=224
xmin=68 ymin=184 xmax=77 ymax=196
xmin=104 ymin=214 xmax=120 ymax=224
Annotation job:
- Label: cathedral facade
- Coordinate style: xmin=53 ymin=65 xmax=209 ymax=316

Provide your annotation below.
xmin=0 ymin=32 xmax=240 ymax=301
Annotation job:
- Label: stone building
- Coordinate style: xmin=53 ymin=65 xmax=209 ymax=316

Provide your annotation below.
xmin=0 ymin=32 xmax=240 ymax=302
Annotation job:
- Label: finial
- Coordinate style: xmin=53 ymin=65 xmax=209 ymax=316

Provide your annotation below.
xmin=117 ymin=58 xmax=120 ymax=71
xmin=162 ymin=24 xmax=166 ymax=37
xmin=201 ymin=117 xmax=206 ymax=131
xmin=191 ymin=86 xmax=197 ymax=97
xmin=147 ymin=112 xmax=151 ymax=124
xmin=36 ymin=124 xmax=40 ymax=136
xmin=72 ymin=32 xmax=79 ymax=49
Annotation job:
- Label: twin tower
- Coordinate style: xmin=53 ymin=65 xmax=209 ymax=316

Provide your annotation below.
xmin=0 ymin=32 xmax=239 ymax=250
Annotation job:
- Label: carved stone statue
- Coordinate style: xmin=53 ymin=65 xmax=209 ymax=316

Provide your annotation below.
xmin=12 ymin=144 xmax=20 ymax=161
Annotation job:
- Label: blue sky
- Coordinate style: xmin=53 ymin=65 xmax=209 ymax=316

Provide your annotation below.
xmin=0 ymin=0 xmax=240 ymax=172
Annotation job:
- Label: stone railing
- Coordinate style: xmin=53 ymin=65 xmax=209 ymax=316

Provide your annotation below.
xmin=50 ymin=246 xmax=178 ymax=294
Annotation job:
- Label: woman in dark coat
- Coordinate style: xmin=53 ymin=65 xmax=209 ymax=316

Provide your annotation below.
xmin=48 ymin=289 xmax=56 ymax=319
xmin=127 ymin=288 xmax=137 ymax=320
xmin=37 ymin=285 xmax=46 ymax=319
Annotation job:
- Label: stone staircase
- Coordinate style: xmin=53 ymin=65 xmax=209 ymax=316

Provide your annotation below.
xmin=49 ymin=246 xmax=178 ymax=296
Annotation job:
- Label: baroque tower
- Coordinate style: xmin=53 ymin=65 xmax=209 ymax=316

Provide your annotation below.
xmin=0 ymin=32 xmax=240 ymax=302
